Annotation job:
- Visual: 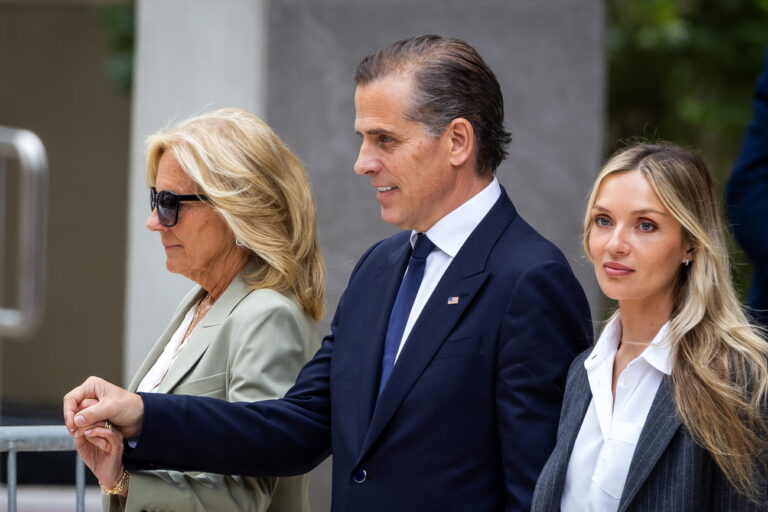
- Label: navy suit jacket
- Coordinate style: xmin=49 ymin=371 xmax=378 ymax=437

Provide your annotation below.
xmin=728 ymin=48 xmax=768 ymax=327
xmin=126 ymin=188 xmax=592 ymax=512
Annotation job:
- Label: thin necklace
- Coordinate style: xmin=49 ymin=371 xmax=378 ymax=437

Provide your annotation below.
xmin=620 ymin=338 xmax=652 ymax=346
xmin=175 ymin=293 xmax=214 ymax=356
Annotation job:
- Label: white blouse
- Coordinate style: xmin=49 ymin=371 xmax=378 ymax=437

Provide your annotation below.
xmin=560 ymin=315 xmax=673 ymax=512
xmin=136 ymin=303 xmax=198 ymax=393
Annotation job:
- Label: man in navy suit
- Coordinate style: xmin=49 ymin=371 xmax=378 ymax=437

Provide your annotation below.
xmin=728 ymin=49 xmax=768 ymax=328
xmin=65 ymin=35 xmax=592 ymax=511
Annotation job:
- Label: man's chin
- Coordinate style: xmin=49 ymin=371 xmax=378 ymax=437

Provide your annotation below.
xmin=379 ymin=209 xmax=410 ymax=230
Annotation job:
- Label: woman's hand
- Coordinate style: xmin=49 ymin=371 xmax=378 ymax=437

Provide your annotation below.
xmin=75 ymin=419 xmax=128 ymax=496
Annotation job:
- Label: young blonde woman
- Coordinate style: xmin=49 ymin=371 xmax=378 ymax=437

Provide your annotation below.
xmin=75 ymin=108 xmax=324 ymax=512
xmin=533 ymin=143 xmax=768 ymax=511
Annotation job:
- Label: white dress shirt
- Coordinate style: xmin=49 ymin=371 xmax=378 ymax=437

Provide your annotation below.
xmin=394 ymin=177 xmax=501 ymax=361
xmin=560 ymin=315 xmax=673 ymax=512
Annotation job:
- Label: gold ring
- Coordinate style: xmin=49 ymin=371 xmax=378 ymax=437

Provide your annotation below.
xmin=104 ymin=421 xmax=113 ymax=431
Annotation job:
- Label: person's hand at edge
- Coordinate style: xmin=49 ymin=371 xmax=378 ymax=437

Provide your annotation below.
xmin=63 ymin=376 xmax=144 ymax=439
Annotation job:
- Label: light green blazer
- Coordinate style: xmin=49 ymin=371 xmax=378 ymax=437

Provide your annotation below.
xmin=105 ymin=269 xmax=317 ymax=512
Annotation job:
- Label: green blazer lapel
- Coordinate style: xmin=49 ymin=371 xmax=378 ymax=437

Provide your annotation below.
xmin=127 ymin=286 xmax=205 ymax=392
xmin=156 ymin=273 xmax=254 ymax=394
xmin=198 ymin=271 xmax=254 ymax=328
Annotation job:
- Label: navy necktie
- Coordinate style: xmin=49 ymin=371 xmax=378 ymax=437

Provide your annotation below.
xmin=378 ymin=233 xmax=435 ymax=394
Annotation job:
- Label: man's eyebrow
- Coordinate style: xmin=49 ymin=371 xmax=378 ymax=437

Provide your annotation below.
xmin=355 ymin=128 xmax=392 ymax=136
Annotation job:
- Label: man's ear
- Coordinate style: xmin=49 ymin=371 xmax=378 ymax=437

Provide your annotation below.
xmin=446 ymin=118 xmax=474 ymax=167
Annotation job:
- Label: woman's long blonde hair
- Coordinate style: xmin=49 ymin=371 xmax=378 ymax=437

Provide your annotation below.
xmin=584 ymin=143 xmax=768 ymax=500
xmin=145 ymin=108 xmax=325 ymax=320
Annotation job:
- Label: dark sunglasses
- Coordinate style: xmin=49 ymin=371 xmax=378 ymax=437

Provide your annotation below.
xmin=150 ymin=187 xmax=209 ymax=227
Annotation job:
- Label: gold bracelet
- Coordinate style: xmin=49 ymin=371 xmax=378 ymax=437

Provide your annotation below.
xmin=100 ymin=469 xmax=130 ymax=495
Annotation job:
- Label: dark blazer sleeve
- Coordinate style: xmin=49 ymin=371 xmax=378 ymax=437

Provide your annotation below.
xmin=496 ymin=259 xmax=592 ymax=511
xmin=126 ymin=334 xmax=333 ymax=476
xmin=727 ymin=48 xmax=768 ymax=322
xmin=124 ymin=243 xmax=382 ymax=477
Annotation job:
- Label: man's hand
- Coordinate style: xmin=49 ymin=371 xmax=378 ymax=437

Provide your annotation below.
xmin=63 ymin=376 xmax=145 ymax=439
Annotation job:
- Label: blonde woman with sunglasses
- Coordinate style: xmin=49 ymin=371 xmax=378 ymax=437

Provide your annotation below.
xmin=75 ymin=108 xmax=324 ymax=512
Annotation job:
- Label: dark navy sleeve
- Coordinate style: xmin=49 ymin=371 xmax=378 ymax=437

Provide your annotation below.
xmin=727 ymin=48 xmax=768 ymax=325
xmin=495 ymin=259 xmax=592 ymax=511
xmin=123 ymin=242 xmax=384 ymax=477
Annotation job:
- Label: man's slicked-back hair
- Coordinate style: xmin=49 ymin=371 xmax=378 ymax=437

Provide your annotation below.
xmin=355 ymin=34 xmax=512 ymax=176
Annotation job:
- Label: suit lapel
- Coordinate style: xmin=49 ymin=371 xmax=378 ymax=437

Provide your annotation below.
xmin=127 ymin=287 xmax=204 ymax=392
xmin=545 ymin=362 xmax=593 ymax=507
xmin=618 ymin=377 xmax=681 ymax=512
xmin=355 ymin=241 xmax=411 ymax=442
xmin=156 ymin=273 xmax=253 ymax=394
xmin=356 ymin=192 xmax=516 ymax=462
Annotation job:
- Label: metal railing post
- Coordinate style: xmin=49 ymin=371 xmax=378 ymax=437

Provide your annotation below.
xmin=0 ymin=426 xmax=87 ymax=509
xmin=7 ymin=444 xmax=16 ymax=512
xmin=75 ymin=454 xmax=85 ymax=512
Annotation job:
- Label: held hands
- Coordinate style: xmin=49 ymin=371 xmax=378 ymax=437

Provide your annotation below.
xmin=64 ymin=377 xmax=142 ymax=497
xmin=63 ymin=376 xmax=145 ymax=439
xmin=73 ymin=410 xmax=127 ymax=496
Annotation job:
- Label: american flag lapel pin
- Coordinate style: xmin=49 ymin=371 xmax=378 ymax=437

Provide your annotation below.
xmin=447 ymin=296 xmax=459 ymax=305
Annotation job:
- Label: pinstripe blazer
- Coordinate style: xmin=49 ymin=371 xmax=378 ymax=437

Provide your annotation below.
xmin=532 ymin=350 xmax=767 ymax=512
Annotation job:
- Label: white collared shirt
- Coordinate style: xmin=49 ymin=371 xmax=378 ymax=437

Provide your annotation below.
xmin=560 ymin=315 xmax=673 ymax=512
xmin=393 ymin=177 xmax=501 ymax=361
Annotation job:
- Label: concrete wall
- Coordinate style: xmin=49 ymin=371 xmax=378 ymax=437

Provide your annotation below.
xmin=129 ymin=1 xmax=604 ymax=510
xmin=124 ymin=0 xmax=267 ymax=380
xmin=267 ymin=1 xmax=605 ymax=338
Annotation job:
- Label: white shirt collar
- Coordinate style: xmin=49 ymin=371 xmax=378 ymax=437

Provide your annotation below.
xmin=409 ymin=177 xmax=501 ymax=257
xmin=585 ymin=314 xmax=673 ymax=376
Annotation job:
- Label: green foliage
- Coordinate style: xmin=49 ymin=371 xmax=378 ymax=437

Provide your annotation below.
xmin=608 ymin=0 xmax=768 ymax=170
xmin=95 ymin=4 xmax=135 ymax=95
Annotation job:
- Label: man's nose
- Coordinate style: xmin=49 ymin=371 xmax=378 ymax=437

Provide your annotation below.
xmin=354 ymin=142 xmax=380 ymax=175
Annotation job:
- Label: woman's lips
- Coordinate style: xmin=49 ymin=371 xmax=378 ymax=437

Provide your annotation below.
xmin=603 ymin=262 xmax=634 ymax=277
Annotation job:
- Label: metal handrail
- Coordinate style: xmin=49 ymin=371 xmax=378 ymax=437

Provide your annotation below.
xmin=0 ymin=425 xmax=85 ymax=512
xmin=0 ymin=126 xmax=48 ymax=339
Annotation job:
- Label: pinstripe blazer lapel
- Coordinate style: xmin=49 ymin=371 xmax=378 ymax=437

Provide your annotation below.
xmin=532 ymin=352 xmax=593 ymax=512
xmin=618 ymin=377 xmax=681 ymax=512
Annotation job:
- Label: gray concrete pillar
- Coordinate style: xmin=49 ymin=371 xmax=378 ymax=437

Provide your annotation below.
xmin=125 ymin=0 xmax=266 ymax=376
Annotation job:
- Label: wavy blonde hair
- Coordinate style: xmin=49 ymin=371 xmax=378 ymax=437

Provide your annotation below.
xmin=145 ymin=108 xmax=325 ymax=320
xmin=583 ymin=143 xmax=768 ymax=500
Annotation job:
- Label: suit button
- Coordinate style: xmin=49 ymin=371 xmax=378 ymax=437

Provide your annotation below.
xmin=352 ymin=469 xmax=367 ymax=483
